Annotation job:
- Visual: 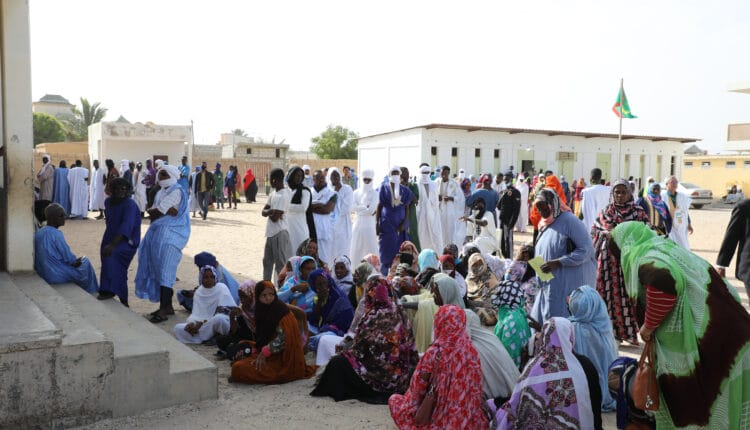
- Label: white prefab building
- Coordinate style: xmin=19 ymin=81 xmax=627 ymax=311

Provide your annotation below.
xmin=358 ymin=123 xmax=698 ymax=184
xmin=88 ymin=121 xmax=192 ymax=167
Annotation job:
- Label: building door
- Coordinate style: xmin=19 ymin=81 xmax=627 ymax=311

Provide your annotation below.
xmin=520 ymin=150 xmax=534 ymax=176
xmin=153 ymin=155 xmax=169 ymax=164
xmin=596 ymin=153 xmax=612 ymax=182
xmin=0 ymin=146 xmax=5 ymax=271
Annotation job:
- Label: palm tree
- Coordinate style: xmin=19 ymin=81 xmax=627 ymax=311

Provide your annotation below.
xmin=66 ymin=97 xmax=108 ymax=140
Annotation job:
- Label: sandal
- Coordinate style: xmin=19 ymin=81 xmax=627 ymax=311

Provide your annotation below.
xmin=148 ymin=313 xmax=169 ymax=323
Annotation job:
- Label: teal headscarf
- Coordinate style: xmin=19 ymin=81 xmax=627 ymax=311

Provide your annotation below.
xmin=418 ymin=249 xmax=440 ymax=272
xmin=568 ymin=285 xmax=618 ymax=411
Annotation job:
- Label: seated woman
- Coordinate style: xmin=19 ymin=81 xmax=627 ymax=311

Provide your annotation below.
xmin=608 ymin=357 xmax=656 ymax=429
xmin=332 ymin=255 xmax=355 ymax=300
xmin=488 ymin=317 xmax=602 ymax=430
xmin=390 ymin=263 xmax=420 ymax=297
xmin=389 ymin=305 xmax=488 ymax=430
xmin=307 ymin=269 xmax=354 ymax=351
xmin=568 ymin=285 xmax=619 ymax=412
xmin=439 ymin=254 xmax=466 ymax=297
xmin=174 ymin=266 xmax=236 ymax=344
xmin=725 ymin=185 xmax=744 ymax=204
xmin=466 ymin=253 xmax=501 ymax=326
xmin=277 ymin=255 xmax=317 ymax=314
xmin=215 ymin=279 xmax=257 ymax=359
xmin=387 ymin=241 xmax=420 ymax=278
xmin=311 ymin=278 xmax=418 ymax=404
xmin=230 ymin=281 xmax=317 ymax=384
xmin=431 ymin=274 xmax=520 ymax=400
xmin=297 ymin=238 xmax=329 ymax=272
xmin=493 ymin=244 xmax=537 ymax=368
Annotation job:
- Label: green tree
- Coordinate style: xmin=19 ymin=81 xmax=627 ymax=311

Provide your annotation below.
xmin=231 ymin=128 xmax=248 ymax=137
xmin=310 ymin=125 xmax=358 ymax=159
xmin=33 ymin=112 xmax=66 ymax=146
xmin=65 ymin=97 xmax=108 ymax=140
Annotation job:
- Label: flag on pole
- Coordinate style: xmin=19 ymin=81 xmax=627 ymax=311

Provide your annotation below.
xmin=612 ymin=86 xmax=637 ymax=118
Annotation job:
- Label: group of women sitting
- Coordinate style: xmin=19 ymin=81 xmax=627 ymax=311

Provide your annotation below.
xmin=172 ymin=215 xmax=750 ymax=430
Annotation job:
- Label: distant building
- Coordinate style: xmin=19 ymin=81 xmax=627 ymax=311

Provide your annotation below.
xmin=358 ymin=123 xmax=697 ymax=184
xmin=217 ymin=133 xmax=290 ymax=170
xmin=32 ymin=94 xmax=75 ymax=120
xmin=726 ymin=83 xmax=750 ymax=152
xmin=88 ymin=121 xmax=191 ymax=167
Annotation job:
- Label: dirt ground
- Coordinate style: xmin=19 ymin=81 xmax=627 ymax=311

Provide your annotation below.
xmin=62 ymin=197 xmax=744 ymax=429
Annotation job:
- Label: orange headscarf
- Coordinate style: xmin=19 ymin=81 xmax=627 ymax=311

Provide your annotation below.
xmin=530 ymin=175 xmax=570 ymax=228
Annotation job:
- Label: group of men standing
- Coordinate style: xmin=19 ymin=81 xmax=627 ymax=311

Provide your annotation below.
xmin=37 ymin=155 xmax=90 ymax=219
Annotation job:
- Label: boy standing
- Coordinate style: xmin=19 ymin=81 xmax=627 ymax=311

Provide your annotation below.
xmin=262 ymin=168 xmax=292 ymax=281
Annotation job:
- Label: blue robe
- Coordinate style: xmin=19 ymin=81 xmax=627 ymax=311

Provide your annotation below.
xmin=178 ymin=164 xmax=190 ymax=192
xmin=378 ymin=182 xmax=414 ymax=270
xmin=100 ymin=198 xmax=142 ymax=302
xmin=135 ymin=185 xmax=190 ymax=302
xmin=34 ymin=226 xmax=98 ymax=293
xmin=52 ymin=167 xmax=71 ymax=215
xmin=532 ymin=211 xmax=596 ymax=319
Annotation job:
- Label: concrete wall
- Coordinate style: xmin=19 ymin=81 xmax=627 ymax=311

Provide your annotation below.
xmin=1 ymin=0 xmax=35 ymax=272
xmin=358 ymin=128 xmax=422 ymax=180
xmin=89 ymin=122 xmax=190 ymax=167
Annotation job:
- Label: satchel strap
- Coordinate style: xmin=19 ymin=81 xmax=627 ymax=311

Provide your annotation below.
xmin=639 ymin=339 xmax=655 ymax=366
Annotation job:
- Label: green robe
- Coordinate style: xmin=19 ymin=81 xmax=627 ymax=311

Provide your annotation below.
xmin=612 ymin=221 xmax=750 ymax=429
xmin=407 ymin=182 xmax=420 ymax=252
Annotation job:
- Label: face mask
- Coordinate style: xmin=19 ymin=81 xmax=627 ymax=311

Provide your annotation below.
xmin=422 ymin=173 xmax=430 ymax=180
xmin=471 ymin=265 xmax=483 ymax=276
xmin=390 ymin=174 xmax=400 ymax=184
xmin=158 ymin=179 xmax=173 ymax=188
xmin=442 ymin=269 xmax=453 ymax=275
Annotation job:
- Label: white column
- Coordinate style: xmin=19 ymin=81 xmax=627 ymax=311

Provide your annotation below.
xmin=1 ymin=0 xmax=34 ymax=271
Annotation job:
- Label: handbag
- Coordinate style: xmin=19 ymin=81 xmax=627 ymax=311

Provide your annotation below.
xmin=632 ymin=339 xmax=659 ymax=411
xmin=415 ymin=350 xmax=441 ymax=424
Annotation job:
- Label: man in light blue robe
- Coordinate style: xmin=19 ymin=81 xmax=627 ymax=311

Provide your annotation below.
xmin=178 ymin=156 xmax=190 ymax=192
xmin=34 ymin=203 xmax=98 ymax=293
xmin=135 ymin=165 xmax=191 ymax=323
xmin=52 ymin=160 xmax=71 ymax=215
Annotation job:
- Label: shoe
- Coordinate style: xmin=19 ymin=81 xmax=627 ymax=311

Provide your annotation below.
xmin=97 ymin=291 xmax=116 ymax=300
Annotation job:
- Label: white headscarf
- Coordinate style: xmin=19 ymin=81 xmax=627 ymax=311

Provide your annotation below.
xmin=389 ymin=165 xmax=401 ymax=202
xmin=158 ymin=164 xmax=180 ymax=188
xmin=327 ymin=167 xmax=341 ymax=191
xmin=458 ymin=168 xmax=466 ymax=180
xmin=155 ymin=159 xmax=166 ymax=170
xmin=120 ymin=159 xmax=129 ymax=174
xmin=361 ymin=169 xmax=374 ymax=191
xmin=419 ymin=165 xmax=432 ymax=185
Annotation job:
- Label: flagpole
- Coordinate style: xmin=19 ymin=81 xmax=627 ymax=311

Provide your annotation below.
xmin=618 ymin=78 xmax=624 ymax=181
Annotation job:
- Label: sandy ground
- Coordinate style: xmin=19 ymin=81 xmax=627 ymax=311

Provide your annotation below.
xmin=59 ymin=197 xmax=745 ymax=430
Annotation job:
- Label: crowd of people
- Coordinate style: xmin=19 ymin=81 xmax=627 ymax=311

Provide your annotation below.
xmin=32 ymin=157 xmax=750 ymax=429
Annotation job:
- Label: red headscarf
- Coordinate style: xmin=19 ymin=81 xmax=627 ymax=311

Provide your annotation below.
xmin=243 ymin=169 xmax=255 ymax=191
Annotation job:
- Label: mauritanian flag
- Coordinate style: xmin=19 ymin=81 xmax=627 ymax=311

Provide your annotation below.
xmin=612 ymin=86 xmax=637 ymax=118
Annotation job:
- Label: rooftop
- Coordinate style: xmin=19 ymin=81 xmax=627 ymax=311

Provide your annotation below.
xmin=37 ymin=94 xmax=72 ymax=105
xmin=360 ymin=123 xmax=700 ymax=144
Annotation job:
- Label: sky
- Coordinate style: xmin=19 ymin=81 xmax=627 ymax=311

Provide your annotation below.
xmin=29 ymin=0 xmax=750 ymax=153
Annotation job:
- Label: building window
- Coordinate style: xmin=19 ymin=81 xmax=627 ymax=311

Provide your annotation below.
xmin=684 ymin=161 xmax=693 ymax=168
xmin=670 ymin=156 xmax=676 ymax=175
xmin=701 ymin=161 xmax=711 ymax=168
xmin=726 ymin=160 xmax=736 ymax=168
xmin=275 ymin=148 xmax=280 ymax=158
xmin=246 ymin=148 xmax=252 ymax=155
xmin=475 ymin=148 xmax=481 ymax=157
xmin=493 ymin=149 xmax=499 ymax=158
xmin=431 ymin=146 xmax=437 ymax=156
xmin=451 ymin=147 xmax=458 ymax=157
xmin=745 ymin=161 xmax=750 ymax=169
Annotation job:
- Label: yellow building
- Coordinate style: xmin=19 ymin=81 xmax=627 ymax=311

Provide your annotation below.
xmin=682 ymin=154 xmax=750 ymax=198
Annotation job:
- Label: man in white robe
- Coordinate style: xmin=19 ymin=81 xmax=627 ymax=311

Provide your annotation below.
xmin=435 ymin=165 xmax=464 ymax=247
xmin=327 ymin=167 xmax=353 ymax=261
xmin=68 ymin=160 xmax=89 ymax=219
xmin=350 ymin=169 xmax=379 ymax=265
xmin=89 ymin=159 xmax=107 ymax=219
xmin=515 ymin=173 xmax=529 ymax=232
xmin=417 ymin=164 xmax=443 ymax=252
xmin=132 ymin=162 xmax=148 ymax=213
xmin=311 ymin=169 xmax=336 ymax=267
xmin=580 ymin=167 xmax=610 ymax=236
xmin=662 ymin=175 xmax=693 ymax=250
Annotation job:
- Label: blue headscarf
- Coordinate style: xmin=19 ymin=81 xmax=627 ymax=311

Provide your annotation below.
xmin=568 ymin=285 xmax=618 ymax=411
xmin=308 ymin=268 xmax=354 ymax=334
xmin=277 ymin=255 xmax=317 ymax=313
xmin=417 ymin=249 xmax=440 ymax=272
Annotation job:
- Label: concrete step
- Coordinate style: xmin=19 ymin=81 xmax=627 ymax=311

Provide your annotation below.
xmin=1 ymin=274 xmax=113 ymax=429
xmin=0 ymin=272 xmax=61 ymax=353
xmin=52 ymin=283 xmax=217 ymax=417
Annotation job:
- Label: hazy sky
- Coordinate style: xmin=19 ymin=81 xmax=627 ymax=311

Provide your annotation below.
xmin=29 ymin=1 xmax=750 ymax=153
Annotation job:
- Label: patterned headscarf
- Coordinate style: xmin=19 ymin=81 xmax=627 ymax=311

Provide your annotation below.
xmin=491 ymin=317 xmax=594 ymax=428
xmin=342 ymin=279 xmax=418 ymax=394
xmin=237 ymin=279 xmax=257 ymax=327
xmin=363 ymin=253 xmax=380 ymax=269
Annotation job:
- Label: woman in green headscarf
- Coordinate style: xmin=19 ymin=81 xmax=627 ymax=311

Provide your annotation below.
xmin=611 ymin=221 xmax=750 ymax=429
